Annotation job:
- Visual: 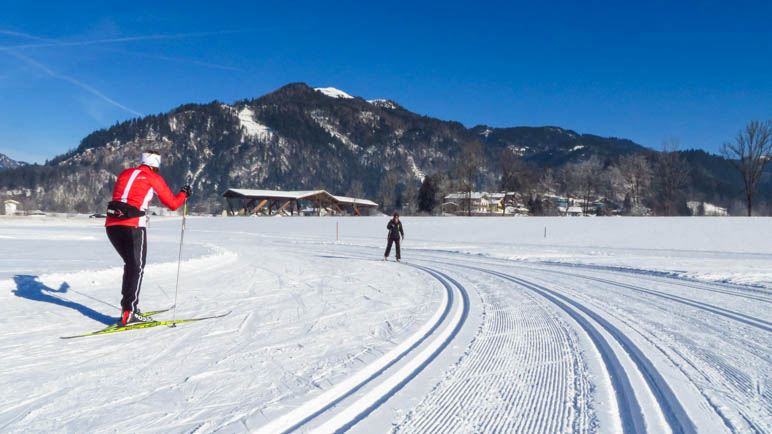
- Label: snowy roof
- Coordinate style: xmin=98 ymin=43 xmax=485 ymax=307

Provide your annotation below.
xmin=224 ymin=189 xmax=330 ymax=200
xmin=444 ymin=192 xmax=506 ymax=200
xmin=223 ymin=189 xmax=377 ymax=208
xmin=314 ymin=87 xmax=353 ymax=99
xmin=332 ymin=195 xmax=378 ymax=207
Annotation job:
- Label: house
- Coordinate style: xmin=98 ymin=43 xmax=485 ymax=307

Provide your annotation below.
xmin=558 ymin=206 xmax=584 ymax=216
xmin=444 ymin=192 xmax=512 ymax=215
xmin=3 ymin=200 xmax=20 ymax=216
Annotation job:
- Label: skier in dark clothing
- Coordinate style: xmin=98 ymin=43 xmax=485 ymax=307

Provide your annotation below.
xmin=384 ymin=213 xmax=404 ymax=261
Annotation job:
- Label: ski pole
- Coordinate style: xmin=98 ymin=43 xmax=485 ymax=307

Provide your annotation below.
xmin=170 ymin=199 xmax=187 ymax=327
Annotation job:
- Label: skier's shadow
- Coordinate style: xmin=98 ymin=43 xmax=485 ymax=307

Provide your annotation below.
xmin=12 ymin=275 xmax=115 ymax=325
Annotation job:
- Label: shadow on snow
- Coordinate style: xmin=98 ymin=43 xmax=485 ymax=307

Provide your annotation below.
xmin=12 ymin=275 xmax=116 ymax=326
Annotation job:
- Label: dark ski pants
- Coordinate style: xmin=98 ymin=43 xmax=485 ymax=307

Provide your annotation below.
xmin=385 ymin=237 xmax=401 ymax=260
xmin=106 ymin=226 xmax=147 ymax=312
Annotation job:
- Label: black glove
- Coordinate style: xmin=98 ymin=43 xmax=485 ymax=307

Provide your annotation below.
xmin=180 ymin=185 xmax=193 ymax=197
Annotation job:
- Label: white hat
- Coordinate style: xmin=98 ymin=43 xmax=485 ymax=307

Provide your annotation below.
xmin=141 ymin=152 xmax=161 ymax=168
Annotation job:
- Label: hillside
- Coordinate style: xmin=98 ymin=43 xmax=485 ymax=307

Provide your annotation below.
xmin=0 ymin=83 xmax=766 ymax=214
xmin=0 ymin=153 xmax=24 ymax=171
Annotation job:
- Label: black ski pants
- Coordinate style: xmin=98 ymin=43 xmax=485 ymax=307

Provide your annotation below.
xmin=385 ymin=236 xmax=401 ymax=260
xmin=106 ymin=226 xmax=147 ymax=312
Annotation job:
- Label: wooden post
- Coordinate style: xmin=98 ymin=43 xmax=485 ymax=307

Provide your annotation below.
xmin=251 ymin=199 xmax=268 ymax=215
xmin=278 ymin=200 xmax=291 ymax=214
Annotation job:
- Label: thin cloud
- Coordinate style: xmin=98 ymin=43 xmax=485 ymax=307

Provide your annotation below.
xmin=6 ymin=50 xmax=143 ymax=117
xmin=0 ymin=28 xmax=247 ymax=71
xmin=99 ymin=46 xmax=246 ymax=72
xmin=0 ymin=29 xmax=253 ymax=51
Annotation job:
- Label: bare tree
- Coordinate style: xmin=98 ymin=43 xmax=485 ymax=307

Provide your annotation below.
xmin=574 ymin=156 xmax=604 ymax=214
xmin=720 ymin=120 xmax=772 ymax=216
xmin=348 ymin=180 xmax=365 ymax=199
xmin=378 ymin=171 xmax=398 ymax=212
xmin=618 ymin=153 xmax=652 ymax=214
xmin=455 ymin=140 xmax=484 ymax=216
xmin=500 ymin=148 xmax=533 ymax=193
xmin=655 ymin=139 xmax=690 ymax=216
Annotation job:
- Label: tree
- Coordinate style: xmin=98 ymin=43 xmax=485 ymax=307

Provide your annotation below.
xmin=617 ymin=154 xmax=652 ymax=214
xmin=455 ymin=140 xmax=484 ymax=216
xmin=720 ymin=120 xmax=772 ymax=216
xmin=572 ymin=156 xmax=604 ymax=215
xmin=418 ymin=175 xmax=439 ymax=214
xmin=500 ymin=149 xmax=533 ymax=193
xmin=378 ymin=171 xmax=398 ymax=213
xmin=654 ymin=139 xmax=690 ymax=216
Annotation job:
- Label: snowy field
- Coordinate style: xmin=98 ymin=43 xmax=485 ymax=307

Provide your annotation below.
xmin=1 ymin=215 xmax=770 ymax=433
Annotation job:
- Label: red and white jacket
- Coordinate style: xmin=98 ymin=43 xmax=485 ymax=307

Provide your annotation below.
xmin=105 ymin=165 xmax=187 ymax=228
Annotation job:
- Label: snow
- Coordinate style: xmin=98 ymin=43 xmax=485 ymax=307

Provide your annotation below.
xmin=314 ymin=87 xmax=354 ymax=99
xmin=571 ymin=145 xmax=585 ymax=152
xmin=406 ymin=155 xmax=425 ymax=183
xmin=237 ymin=107 xmax=271 ymax=140
xmin=368 ymin=99 xmax=398 ymax=110
xmin=1 ymin=215 xmax=770 ymax=432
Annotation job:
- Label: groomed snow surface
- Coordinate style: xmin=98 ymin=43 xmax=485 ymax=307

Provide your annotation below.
xmin=1 ymin=216 xmax=770 ymax=433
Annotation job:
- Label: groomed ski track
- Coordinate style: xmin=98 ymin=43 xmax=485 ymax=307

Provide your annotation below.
xmin=278 ymin=245 xmax=769 ymax=433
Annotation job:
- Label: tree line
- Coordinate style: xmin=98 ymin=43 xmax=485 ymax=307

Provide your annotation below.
xmin=377 ymin=120 xmax=772 ymax=217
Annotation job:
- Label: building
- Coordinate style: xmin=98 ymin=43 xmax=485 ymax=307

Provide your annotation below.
xmin=222 ymin=189 xmax=378 ymax=216
xmin=3 ymin=200 xmax=20 ymax=216
xmin=443 ymin=192 xmax=516 ymax=215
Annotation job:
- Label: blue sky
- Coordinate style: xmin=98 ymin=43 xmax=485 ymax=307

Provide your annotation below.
xmin=1 ymin=1 xmax=770 ymax=163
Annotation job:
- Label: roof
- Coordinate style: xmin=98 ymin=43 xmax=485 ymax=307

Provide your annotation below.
xmin=223 ymin=189 xmax=330 ymax=200
xmin=332 ymin=195 xmax=378 ymax=207
xmin=223 ymin=189 xmax=377 ymax=208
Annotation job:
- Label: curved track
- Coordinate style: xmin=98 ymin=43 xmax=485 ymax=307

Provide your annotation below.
xmin=256 ymin=262 xmax=469 ymax=433
xmin=254 ymin=245 xmax=769 ymax=433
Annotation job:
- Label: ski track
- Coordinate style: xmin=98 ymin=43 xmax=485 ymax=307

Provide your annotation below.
xmin=399 ymin=250 xmax=769 ymax=433
xmin=253 ymin=262 xmax=468 ymax=433
xmin=394 ymin=264 xmax=595 ymax=433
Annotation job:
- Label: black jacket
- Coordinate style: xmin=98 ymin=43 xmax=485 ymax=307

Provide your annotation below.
xmin=387 ymin=219 xmax=404 ymax=240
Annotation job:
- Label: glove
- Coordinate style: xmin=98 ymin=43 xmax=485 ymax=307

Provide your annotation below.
xmin=180 ymin=185 xmax=193 ymax=197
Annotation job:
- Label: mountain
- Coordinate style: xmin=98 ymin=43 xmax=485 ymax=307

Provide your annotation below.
xmin=0 ymin=83 xmax=766 ymax=215
xmin=0 ymin=153 xmax=24 ymax=171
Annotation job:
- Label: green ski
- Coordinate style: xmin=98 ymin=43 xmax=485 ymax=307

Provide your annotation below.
xmin=61 ymin=311 xmax=230 ymax=339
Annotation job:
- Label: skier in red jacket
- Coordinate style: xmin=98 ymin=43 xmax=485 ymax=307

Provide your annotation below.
xmin=105 ymin=150 xmax=191 ymax=326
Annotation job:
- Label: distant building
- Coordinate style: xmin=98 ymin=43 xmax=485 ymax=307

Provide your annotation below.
xmin=222 ymin=189 xmax=378 ymax=216
xmin=443 ymin=192 xmax=517 ymax=215
xmin=3 ymin=200 xmax=20 ymax=216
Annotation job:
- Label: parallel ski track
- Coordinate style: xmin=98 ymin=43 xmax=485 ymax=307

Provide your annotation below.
xmin=409 ymin=251 xmax=771 ymax=330
xmin=532 ymin=260 xmax=772 ymax=301
xmin=417 ymin=257 xmax=697 ymax=434
xmin=410 ymin=250 xmax=772 ymax=304
xmin=396 ymin=264 xmax=593 ymax=433
xmin=533 ymin=268 xmax=772 ymax=333
xmin=256 ymin=262 xmax=468 ymax=433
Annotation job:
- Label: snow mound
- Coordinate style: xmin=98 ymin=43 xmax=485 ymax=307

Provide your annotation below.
xmin=314 ymin=87 xmax=354 ymax=99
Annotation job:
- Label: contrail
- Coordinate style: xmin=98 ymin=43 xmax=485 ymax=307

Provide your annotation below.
xmin=7 ymin=50 xmax=143 ymax=117
xmin=0 ymin=29 xmax=253 ymax=51
xmin=98 ymin=46 xmax=246 ymax=72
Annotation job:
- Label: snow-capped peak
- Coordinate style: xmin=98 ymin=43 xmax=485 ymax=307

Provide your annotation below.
xmin=314 ymin=87 xmax=353 ymax=99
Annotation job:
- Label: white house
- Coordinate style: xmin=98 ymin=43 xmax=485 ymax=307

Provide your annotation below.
xmin=3 ymin=200 xmax=20 ymax=216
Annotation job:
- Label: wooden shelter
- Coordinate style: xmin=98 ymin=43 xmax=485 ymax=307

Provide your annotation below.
xmin=223 ymin=189 xmax=377 ymax=216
